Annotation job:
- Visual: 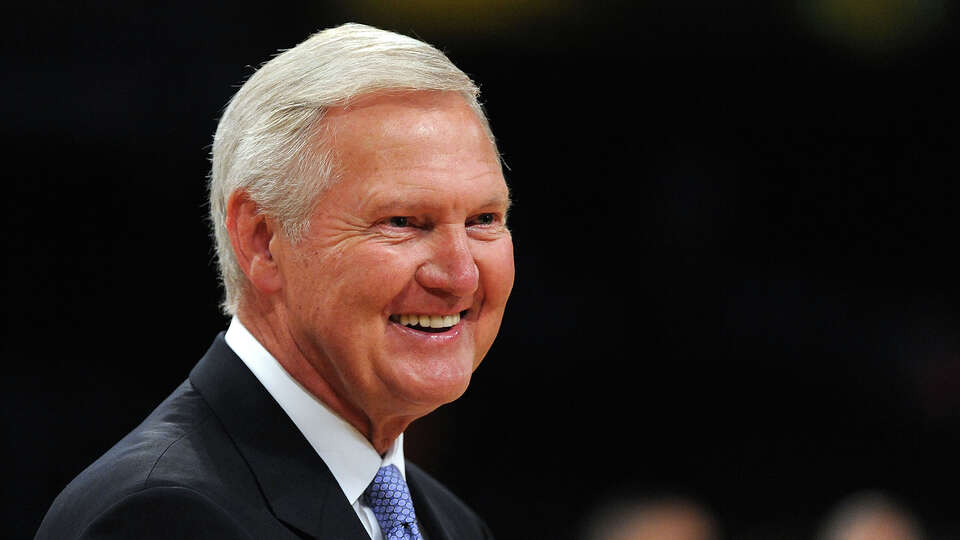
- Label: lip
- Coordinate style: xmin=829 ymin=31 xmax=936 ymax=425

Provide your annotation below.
xmin=384 ymin=301 xmax=481 ymax=346
xmin=388 ymin=318 xmax=464 ymax=342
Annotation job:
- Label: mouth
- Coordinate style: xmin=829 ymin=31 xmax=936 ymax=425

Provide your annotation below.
xmin=389 ymin=310 xmax=468 ymax=333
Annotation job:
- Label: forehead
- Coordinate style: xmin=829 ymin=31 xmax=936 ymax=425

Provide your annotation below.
xmin=318 ymin=92 xmax=508 ymax=210
xmin=325 ymin=91 xmax=494 ymax=158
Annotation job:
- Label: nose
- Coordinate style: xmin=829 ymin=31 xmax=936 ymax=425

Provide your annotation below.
xmin=415 ymin=226 xmax=479 ymax=298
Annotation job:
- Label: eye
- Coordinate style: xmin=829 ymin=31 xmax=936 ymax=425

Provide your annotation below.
xmin=469 ymin=213 xmax=497 ymax=226
xmin=387 ymin=216 xmax=411 ymax=228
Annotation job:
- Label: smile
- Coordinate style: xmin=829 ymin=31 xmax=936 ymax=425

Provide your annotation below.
xmin=389 ymin=311 xmax=467 ymax=333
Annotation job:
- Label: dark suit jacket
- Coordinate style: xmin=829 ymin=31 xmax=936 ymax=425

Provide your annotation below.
xmin=36 ymin=334 xmax=494 ymax=539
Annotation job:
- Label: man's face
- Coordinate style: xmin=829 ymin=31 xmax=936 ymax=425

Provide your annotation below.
xmin=272 ymin=91 xmax=514 ymax=422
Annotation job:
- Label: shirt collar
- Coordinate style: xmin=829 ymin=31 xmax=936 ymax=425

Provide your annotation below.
xmin=224 ymin=316 xmax=406 ymax=506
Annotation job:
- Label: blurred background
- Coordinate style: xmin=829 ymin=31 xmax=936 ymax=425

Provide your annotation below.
xmin=4 ymin=1 xmax=959 ymax=538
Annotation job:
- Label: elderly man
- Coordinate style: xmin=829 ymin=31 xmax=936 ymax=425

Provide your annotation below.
xmin=37 ymin=23 xmax=512 ymax=540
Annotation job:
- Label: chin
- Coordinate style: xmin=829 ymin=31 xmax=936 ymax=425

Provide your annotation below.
xmin=389 ymin=353 xmax=476 ymax=410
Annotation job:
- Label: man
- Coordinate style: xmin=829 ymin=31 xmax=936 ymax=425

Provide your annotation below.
xmin=817 ymin=491 xmax=924 ymax=540
xmin=583 ymin=496 xmax=719 ymax=540
xmin=37 ymin=22 xmax=513 ymax=539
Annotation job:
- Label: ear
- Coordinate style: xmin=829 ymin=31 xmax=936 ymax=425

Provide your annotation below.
xmin=225 ymin=190 xmax=283 ymax=295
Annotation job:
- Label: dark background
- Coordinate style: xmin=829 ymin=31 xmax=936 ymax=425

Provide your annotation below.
xmin=4 ymin=1 xmax=959 ymax=538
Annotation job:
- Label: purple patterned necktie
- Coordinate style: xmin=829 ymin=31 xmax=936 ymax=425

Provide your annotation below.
xmin=364 ymin=465 xmax=423 ymax=540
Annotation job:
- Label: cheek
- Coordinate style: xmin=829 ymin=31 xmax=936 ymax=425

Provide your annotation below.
xmin=478 ymin=241 xmax=516 ymax=302
xmin=471 ymin=243 xmax=514 ymax=363
xmin=339 ymin=245 xmax=424 ymax=307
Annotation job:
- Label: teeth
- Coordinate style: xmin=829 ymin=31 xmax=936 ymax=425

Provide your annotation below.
xmin=392 ymin=312 xmax=461 ymax=329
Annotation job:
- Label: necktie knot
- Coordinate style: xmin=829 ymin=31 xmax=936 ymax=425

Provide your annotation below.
xmin=364 ymin=465 xmax=422 ymax=540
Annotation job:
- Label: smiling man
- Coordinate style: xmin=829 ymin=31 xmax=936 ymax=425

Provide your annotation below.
xmin=37 ymin=23 xmax=512 ymax=540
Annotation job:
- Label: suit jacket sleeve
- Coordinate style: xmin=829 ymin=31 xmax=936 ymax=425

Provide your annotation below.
xmin=76 ymin=486 xmax=253 ymax=540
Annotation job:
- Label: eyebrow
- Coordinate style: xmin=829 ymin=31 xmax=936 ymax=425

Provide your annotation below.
xmin=368 ymin=192 xmax=513 ymax=216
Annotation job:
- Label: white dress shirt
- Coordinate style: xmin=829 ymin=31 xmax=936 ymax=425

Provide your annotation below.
xmin=224 ymin=317 xmax=404 ymax=540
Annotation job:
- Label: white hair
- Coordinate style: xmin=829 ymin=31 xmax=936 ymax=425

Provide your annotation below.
xmin=209 ymin=22 xmax=496 ymax=315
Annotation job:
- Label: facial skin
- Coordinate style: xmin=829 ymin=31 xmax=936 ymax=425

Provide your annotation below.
xmin=227 ymin=91 xmax=514 ymax=453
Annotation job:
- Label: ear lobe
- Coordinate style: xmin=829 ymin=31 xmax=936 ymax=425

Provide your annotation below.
xmin=225 ymin=190 xmax=283 ymax=295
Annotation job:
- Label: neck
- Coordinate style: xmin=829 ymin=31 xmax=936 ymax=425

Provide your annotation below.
xmin=235 ymin=300 xmax=416 ymax=454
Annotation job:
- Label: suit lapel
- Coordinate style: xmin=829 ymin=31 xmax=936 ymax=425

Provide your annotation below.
xmin=190 ymin=334 xmax=369 ymax=539
xmin=406 ymin=464 xmax=453 ymax=540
